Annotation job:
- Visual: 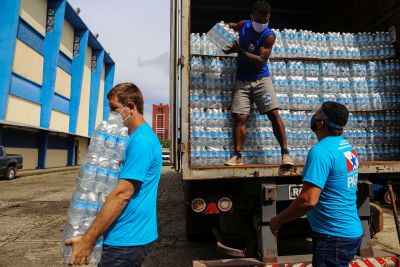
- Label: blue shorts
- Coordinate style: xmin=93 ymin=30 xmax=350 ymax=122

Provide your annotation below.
xmin=98 ymin=244 xmax=151 ymax=267
xmin=312 ymin=232 xmax=362 ymax=267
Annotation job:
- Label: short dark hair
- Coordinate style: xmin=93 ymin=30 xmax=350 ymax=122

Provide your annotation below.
xmin=321 ymin=101 xmax=349 ymax=132
xmin=252 ymin=1 xmax=271 ymax=14
xmin=107 ymin=83 xmax=144 ymax=115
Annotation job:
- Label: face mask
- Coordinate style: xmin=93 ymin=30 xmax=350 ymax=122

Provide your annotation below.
xmin=119 ymin=106 xmax=131 ymax=124
xmin=252 ymin=21 xmax=268 ymax=33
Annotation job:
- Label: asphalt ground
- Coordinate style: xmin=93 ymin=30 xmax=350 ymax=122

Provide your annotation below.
xmin=0 ymin=168 xmax=399 ymax=267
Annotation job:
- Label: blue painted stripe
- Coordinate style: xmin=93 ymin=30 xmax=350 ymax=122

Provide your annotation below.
xmin=9 ymin=73 xmax=41 ymax=104
xmin=69 ymin=29 xmax=89 ymax=134
xmin=58 ymin=51 xmax=72 ymax=74
xmin=88 ymin=49 xmax=105 ymax=136
xmin=0 ymin=0 xmax=21 ymax=120
xmin=52 ymin=93 xmax=70 ymax=114
xmin=103 ymin=64 xmax=115 ymax=120
xmin=40 ymin=0 xmax=67 ymax=129
xmin=16 ymin=18 xmax=44 ymax=54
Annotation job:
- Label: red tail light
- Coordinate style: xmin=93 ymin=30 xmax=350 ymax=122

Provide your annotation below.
xmin=204 ymin=201 xmax=220 ymax=214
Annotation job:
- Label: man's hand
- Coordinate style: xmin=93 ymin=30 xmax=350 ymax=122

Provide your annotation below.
xmin=269 ymin=216 xmax=282 ymax=237
xmin=65 ymin=235 xmax=95 ymax=266
xmin=222 ymin=40 xmax=241 ymax=55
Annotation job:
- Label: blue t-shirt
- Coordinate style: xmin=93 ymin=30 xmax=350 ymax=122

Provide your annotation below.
xmin=103 ymin=123 xmax=162 ymax=246
xmin=302 ymin=136 xmax=363 ymax=238
xmin=236 ymin=20 xmax=275 ymax=81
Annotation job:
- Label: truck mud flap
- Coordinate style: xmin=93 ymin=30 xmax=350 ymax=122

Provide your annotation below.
xmin=193 ymin=256 xmax=400 ymax=267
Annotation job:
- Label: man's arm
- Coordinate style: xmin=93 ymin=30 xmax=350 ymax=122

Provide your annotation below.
xmin=65 ymin=179 xmax=139 ymax=265
xmin=240 ymin=35 xmax=275 ymax=69
xmin=222 ymin=35 xmax=275 ymax=68
xmin=227 ymin=20 xmax=246 ymax=31
xmin=269 ymin=183 xmax=322 ymax=235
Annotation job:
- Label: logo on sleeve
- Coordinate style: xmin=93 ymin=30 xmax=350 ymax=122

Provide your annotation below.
xmin=344 ymin=150 xmax=358 ymax=172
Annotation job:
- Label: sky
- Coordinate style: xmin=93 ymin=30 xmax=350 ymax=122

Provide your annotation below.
xmin=68 ymin=0 xmax=171 ymax=124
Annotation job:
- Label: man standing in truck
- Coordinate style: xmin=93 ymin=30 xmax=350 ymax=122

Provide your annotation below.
xmin=222 ymin=0 xmax=294 ymax=166
xmin=269 ymin=101 xmax=363 ymax=267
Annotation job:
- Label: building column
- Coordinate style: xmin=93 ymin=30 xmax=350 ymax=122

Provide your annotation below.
xmin=69 ymin=29 xmax=89 ymax=134
xmin=67 ymin=135 xmax=76 ymax=166
xmin=37 ymin=130 xmax=49 ymax=169
xmin=88 ymin=49 xmax=105 ymax=136
xmin=103 ymin=63 xmax=115 ymax=121
xmin=0 ymin=0 xmax=21 ymax=120
xmin=40 ymin=0 xmax=67 ymax=129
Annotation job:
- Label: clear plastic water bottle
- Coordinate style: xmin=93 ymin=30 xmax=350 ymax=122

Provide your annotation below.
xmin=88 ymin=121 xmax=108 ymax=154
xmin=116 ymin=128 xmax=129 ymax=161
xmin=95 ymin=157 xmax=110 ymax=193
xmin=79 ymin=154 xmax=99 ymax=192
xmin=105 ymin=160 xmax=120 ymax=195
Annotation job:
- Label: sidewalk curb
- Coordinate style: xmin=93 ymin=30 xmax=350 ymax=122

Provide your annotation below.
xmin=17 ymin=166 xmax=80 ymax=177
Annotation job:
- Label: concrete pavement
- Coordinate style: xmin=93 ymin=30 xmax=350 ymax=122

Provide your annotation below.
xmin=0 ymin=168 xmax=399 ymax=266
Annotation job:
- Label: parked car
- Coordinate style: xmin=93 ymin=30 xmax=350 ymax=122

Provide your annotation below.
xmin=0 ymin=146 xmax=23 ymax=180
xmin=162 ymin=150 xmax=171 ymax=166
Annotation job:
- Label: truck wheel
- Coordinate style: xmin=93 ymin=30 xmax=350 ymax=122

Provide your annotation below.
xmin=370 ymin=203 xmax=384 ymax=237
xmin=5 ymin=167 xmax=16 ymax=180
xmin=383 ymin=190 xmax=395 ymax=205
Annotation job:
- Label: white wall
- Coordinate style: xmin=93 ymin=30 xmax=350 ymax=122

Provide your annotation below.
xmin=49 ymin=110 xmax=70 ymax=133
xmin=5 ymin=96 xmax=41 ymax=127
xmin=77 ymin=137 xmax=88 ymax=165
xmin=4 ymin=147 xmax=38 ymax=170
xmin=13 ymin=40 xmax=44 ymax=85
xmin=45 ymin=149 xmax=68 ymax=168
xmin=60 ymin=20 xmax=74 ymax=58
xmin=20 ymin=0 xmax=47 ymax=37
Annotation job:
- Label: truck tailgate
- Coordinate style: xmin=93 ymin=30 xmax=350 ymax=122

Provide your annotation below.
xmin=183 ymin=161 xmax=400 ymax=180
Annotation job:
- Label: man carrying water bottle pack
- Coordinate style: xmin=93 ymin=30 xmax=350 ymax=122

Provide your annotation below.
xmin=223 ymin=0 xmax=294 ymax=166
xmin=65 ymin=83 xmax=162 ymax=266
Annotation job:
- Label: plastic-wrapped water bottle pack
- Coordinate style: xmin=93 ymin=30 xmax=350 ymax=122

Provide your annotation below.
xmin=191 ymin=21 xmax=238 ymax=57
xmin=61 ymin=113 xmax=129 ymax=264
xmin=189 ymin=24 xmax=399 ymax=166
xmin=272 ymin=29 xmax=396 ymax=60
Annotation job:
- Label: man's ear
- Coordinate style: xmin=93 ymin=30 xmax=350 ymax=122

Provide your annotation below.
xmin=127 ymin=102 xmax=136 ymax=113
xmin=317 ymin=120 xmax=324 ymax=129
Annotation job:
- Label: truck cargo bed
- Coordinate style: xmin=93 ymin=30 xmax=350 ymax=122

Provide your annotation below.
xmin=184 ymin=161 xmax=400 ymax=180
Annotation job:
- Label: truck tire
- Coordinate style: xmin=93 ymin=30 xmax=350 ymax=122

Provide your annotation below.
xmin=383 ymin=190 xmax=396 ymax=205
xmin=370 ymin=203 xmax=384 ymax=237
xmin=5 ymin=166 xmax=16 ymax=180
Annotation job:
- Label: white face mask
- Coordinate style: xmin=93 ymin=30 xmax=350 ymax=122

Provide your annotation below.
xmin=119 ymin=106 xmax=131 ymax=124
xmin=252 ymin=21 xmax=268 ymax=33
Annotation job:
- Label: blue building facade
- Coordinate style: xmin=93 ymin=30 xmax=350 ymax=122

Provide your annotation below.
xmin=0 ymin=0 xmax=115 ymax=169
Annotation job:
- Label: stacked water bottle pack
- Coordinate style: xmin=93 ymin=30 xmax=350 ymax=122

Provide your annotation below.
xmin=270 ymin=59 xmax=400 ymax=111
xmin=61 ymin=113 xmax=129 ymax=264
xmin=272 ymin=29 xmax=396 ymax=59
xmin=189 ymin=26 xmax=399 ymax=166
xmin=190 ymin=56 xmax=236 ymax=109
xmin=191 ymin=21 xmax=238 ymax=56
